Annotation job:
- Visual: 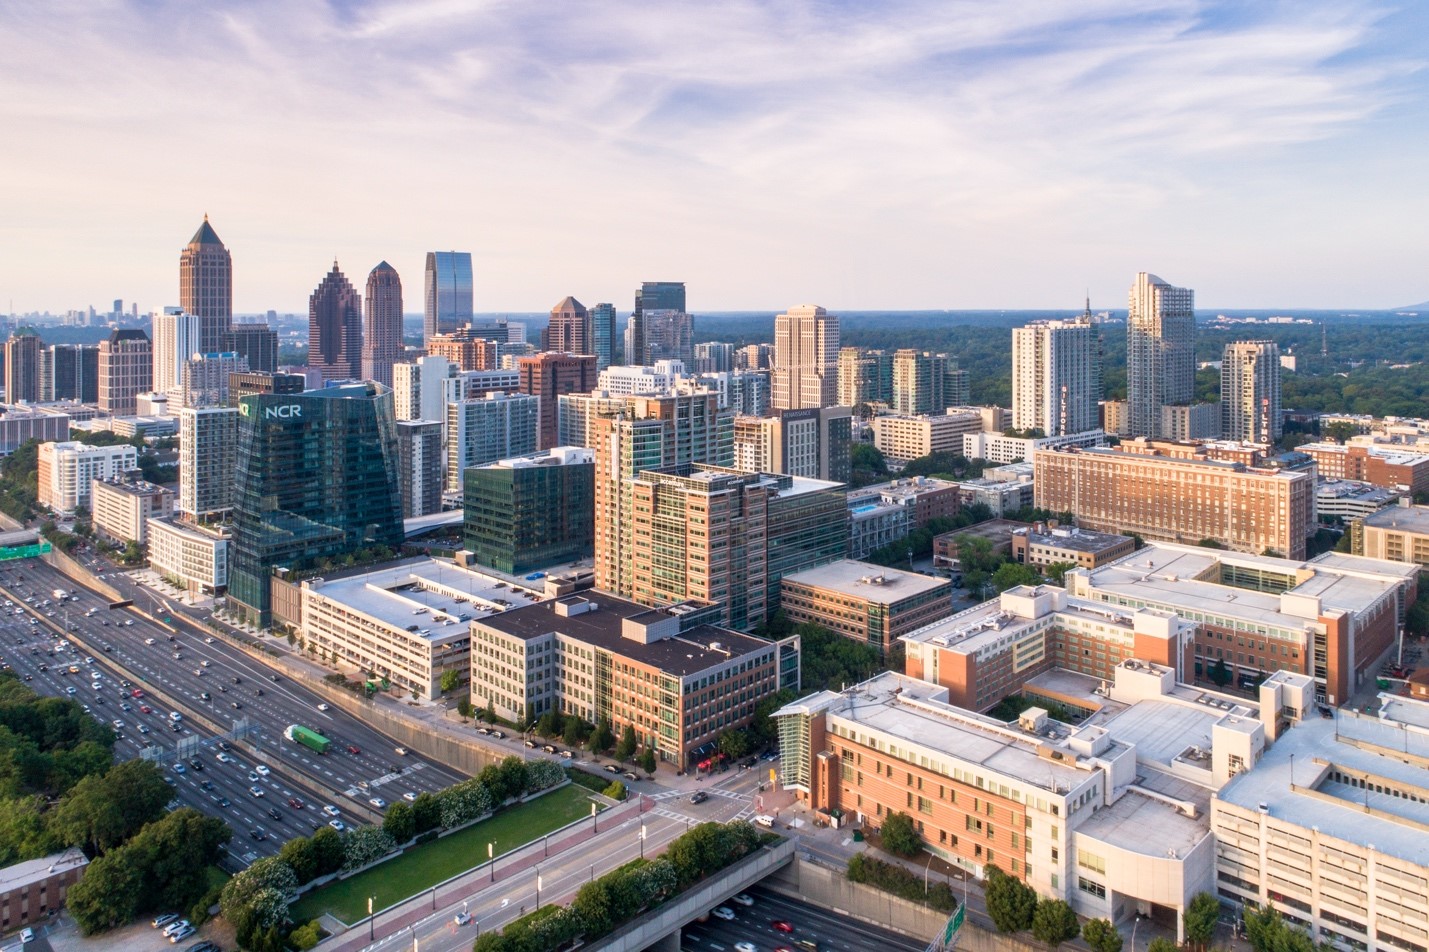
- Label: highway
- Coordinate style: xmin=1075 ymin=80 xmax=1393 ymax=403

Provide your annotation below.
xmin=0 ymin=558 xmax=466 ymax=866
xmin=683 ymin=883 xmax=928 ymax=952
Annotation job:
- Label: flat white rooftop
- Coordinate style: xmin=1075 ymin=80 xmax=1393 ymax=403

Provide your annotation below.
xmin=782 ymin=560 xmax=949 ymax=604
xmin=304 ymin=558 xmax=545 ymax=641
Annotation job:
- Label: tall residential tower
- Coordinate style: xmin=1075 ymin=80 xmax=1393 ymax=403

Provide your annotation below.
xmin=772 ymin=304 xmax=838 ymax=410
xmin=1126 ymin=272 xmax=1195 ymax=439
xmin=1011 ymin=316 xmax=1102 ymax=436
xmin=1221 ymin=340 xmax=1282 ymax=444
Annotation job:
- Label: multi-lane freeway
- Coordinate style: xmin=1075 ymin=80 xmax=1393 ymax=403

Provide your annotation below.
xmin=0 ymin=559 xmax=466 ymax=866
xmin=682 ymin=883 xmax=927 ymax=952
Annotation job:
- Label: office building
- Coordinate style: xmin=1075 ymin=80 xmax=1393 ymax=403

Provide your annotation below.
xmin=764 ymin=471 xmax=851 ymax=609
xmin=590 ymin=302 xmax=616 ymax=371
xmin=1009 ymin=523 xmax=1135 ymax=571
xmin=362 ymin=261 xmax=404 ymax=388
xmin=1034 ymin=442 xmax=1315 ymax=559
xmin=1299 ymin=442 xmax=1429 ymax=495
xmin=0 ymin=848 xmax=89 ymax=932
xmin=1161 ymin=402 xmax=1222 ymax=441
xmin=837 ymin=347 xmax=894 ymax=410
xmin=180 ymin=352 xmax=246 ymax=409
xmin=517 ymin=352 xmax=597 ymax=450
xmin=772 ymin=304 xmax=839 ymax=410
xmin=592 ymin=390 xmax=735 ymax=598
xmin=1352 ymin=500 xmax=1429 ymax=568
xmin=36 ymin=441 xmax=138 ymax=513
xmin=447 ymin=368 xmax=521 ymax=401
xmin=892 ymin=350 xmax=968 ymax=415
xmin=423 ymin=251 xmax=474 ymax=341
xmin=445 ymin=393 xmax=540 ymax=493
xmin=43 ymin=344 xmax=98 ymax=403
xmin=228 ymin=383 xmax=405 ymax=628
xmin=463 ymin=446 xmax=595 ymax=574
xmin=395 ymin=419 xmax=443 ymax=517
xmin=0 ymin=404 xmax=69 ymax=454
xmin=178 ymin=215 xmax=232 ymax=354
xmin=962 ymin=428 xmax=1107 ymax=467
xmin=425 ymin=328 xmax=499 ymax=370
xmin=392 ymin=355 xmax=456 ymax=423
xmin=471 ymin=590 xmax=800 ymax=767
xmin=869 ymin=410 xmax=985 ymax=463
xmin=151 ymin=306 xmax=201 ymax=399
xmin=1221 ymin=341 xmax=1282 ymax=444
xmin=147 ymin=517 xmax=230 ymax=596
xmin=228 ymin=371 xmax=304 ymax=408
xmin=542 ymin=296 xmax=591 ymax=355
xmin=697 ymin=370 xmax=770 ymax=417
xmin=737 ymin=343 xmax=774 ymax=371
xmin=693 ymin=341 xmax=733 ymax=374
xmin=846 ymin=477 xmax=962 ymax=559
xmin=597 ymin=360 xmax=687 ymax=396
xmin=2 ymin=330 xmax=41 ymax=403
xmin=1011 ymin=317 xmax=1102 ymax=436
xmin=642 ymin=310 xmax=694 ymax=364
xmin=97 ymin=329 xmax=152 ymax=416
xmin=299 ymin=559 xmax=508 ymax=699
xmin=178 ymin=406 xmax=238 ymax=521
xmin=1127 ymin=272 xmax=1195 ymax=439
xmin=307 ymin=261 xmax=362 ymax=384
xmin=780 ymin=559 xmax=952 ymax=655
xmin=225 ymin=322 xmax=279 ymax=374
xmin=90 ymin=476 xmax=172 ymax=544
xmin=627 ymin=281 xmax=685 ymax=365
xmin=732 ymin=406 xmax=852 ymax=484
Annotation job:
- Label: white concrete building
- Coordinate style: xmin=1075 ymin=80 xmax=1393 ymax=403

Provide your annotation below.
xmin=151 ymin=306 xmax=201 ymax=400
xmin=178 ymin=407 xmax=237 ymax=520
xmin=36 ymin=441 xmax=137 ymax=514
xmin=596 ymin=360 xmax=686 ymax=395
xmin=90 ymin=477 xmax=172 ymax=544
xmin=963 ymin=429 xmax=1106 ymax=466
xmin=147 ymin=517 xmax=230 ymax=595
xmin=1011 ymin=317 xmax=1102 ymax=436
xmin=445 ymin=393 xmax=540 ymax=493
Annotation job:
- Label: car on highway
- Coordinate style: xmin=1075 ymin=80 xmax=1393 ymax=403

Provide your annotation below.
xmin=712 ymin=906 xmax=735 ymax=920
xmin=402 ymin=792 xmax=417 ymax=802
xmin=112 ymin=719 xmax=125 ymax=730
xmin=145 ymin=638 xmax=156 ymax=645
xmin=200 ymin=692 xmax=211 ymax=701
xmin=216 ymin=752 xmax=233 ymax=763
xmin=248 ymin=785 xmax=265 ymax=798
xmin=316 ymin=702 xmax=329 ymax=711
xmin=138 ymin=725 xmax=150 ymax=734
xmin=249 ymin=828 xmax=268 ymax=841
xmin=323 ymin=805 xmax=341 ymax=816
xmin=131 ymin=689 xmax=144 ymax=698
xmin=732 ymin=893 xmax=754 ymax=906
xmin=368 ymin=797 xmax=387 ymax=809
xmin=394 ymin=746 xmax=408 ymax=756
xmin=734 ymin=944 xmax=757 ymax=952
xmin=65 ymin=686 xmax=76 ymax=695
xmin=772 ymin=920 xmax=794 ymax=932
xmin=230 ymin=701 xmax=242 ymax=709
xmin=140 ymin=704 xmax=152 ymax=713
xmin=328 ymin=819 xmax=346 ymax=832
xmin=254 ymin=764 xmax=270 ymax=776
xmin=287 ymin=797 xmax=304 ymax=809
xmin=188 ymin=758 xmax=203 ymax=771
xmin=247 ymin=772 xmax=260 ymax=783
xmin=346 ymin=744 xmax=361 ymax=755
xmin=212 ymin=796 xmax=230 ymax=808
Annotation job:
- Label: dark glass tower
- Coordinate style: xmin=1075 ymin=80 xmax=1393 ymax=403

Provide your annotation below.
xmin=362 ymin=261 xmax=404 ymax=388
xmin=228 ymin=383 xmax=404 ymax=627
xmin=628 ymin=281 xmax=685 ymax=364
xmin=590 ymin=302 xmax=616 ymax=371
xmin=179 ymin=215 xmax=233 ymax=354
xmin=308 ymin=261 xmax=363 ymax=383
xmin=423 ymin=251 xmax=474 ymax=341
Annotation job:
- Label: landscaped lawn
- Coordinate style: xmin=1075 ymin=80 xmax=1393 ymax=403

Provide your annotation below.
xmin=291 ymin=784 xmax=600 ymax=925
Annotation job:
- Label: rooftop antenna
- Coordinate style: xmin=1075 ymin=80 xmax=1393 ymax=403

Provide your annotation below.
xmin=1320 ymin=322 xmax=1328 ymax=358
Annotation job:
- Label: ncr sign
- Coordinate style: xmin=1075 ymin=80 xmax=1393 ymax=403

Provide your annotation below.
xmin=240 ymin=402 xmax=303 ymax=420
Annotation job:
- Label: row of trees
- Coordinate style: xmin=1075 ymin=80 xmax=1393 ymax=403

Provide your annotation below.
xmin=225 ymin=756 xmax=567 ymax=949
xmin=0 ymin=673 xmax=116 ymax=803
xmin=845 ymin=852 xmax=957 ymax=912
xmin=471 ymin=821 xmax=768 ymax=952
xmin=513 ymin=710 xmax=660 ymax=774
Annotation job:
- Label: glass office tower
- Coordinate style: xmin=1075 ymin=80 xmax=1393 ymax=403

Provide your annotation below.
xmin=228 ymin=383 xmax=404 ymax=627
xmin=423 ymin=251 xmax=474 ymax=341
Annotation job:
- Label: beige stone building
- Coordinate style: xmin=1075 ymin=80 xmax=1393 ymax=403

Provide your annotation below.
xmin=1353 ymin=500 xmax=1429 ymax=568
xmin=869 ymin=409 xmax=984 ymax=463
xmin=90 ymin=476 xmax=172 ymax=544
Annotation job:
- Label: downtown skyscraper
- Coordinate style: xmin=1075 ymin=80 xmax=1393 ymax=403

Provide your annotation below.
xmin=1126 ymin=272 xmax=1195 ymax=439
xmin=178 ymin=215 xmax=233 ymax=354
xmin=772 ymin=304 xmax=839 ymax=410
xmin=1011 ymin=315 xmax=1102 ymax=436
xmin=626 ymin=281 xmax=685 ymax=364
xmin=423 ymin=251 xmax=473 ymax=341
xmin=308 ymin=261 xmax=362 ymax=383
xmin=362 ymin=261 xmax=404 ymax=388
xmin=590 ymin=302 xmax=616 ymax=371
xmin=542 ymin=296 xmax=591 ymax=354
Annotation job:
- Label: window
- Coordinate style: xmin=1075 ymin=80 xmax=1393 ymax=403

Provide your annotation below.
xmin=1078 ymin=850 xmax=1106 ymax=874
xmin=1078 ymin=877 xmax=1107 ymax=899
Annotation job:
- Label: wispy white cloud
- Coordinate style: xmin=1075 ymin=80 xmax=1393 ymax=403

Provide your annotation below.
xmin=0 ymin=0 xmax=1424 ymax=310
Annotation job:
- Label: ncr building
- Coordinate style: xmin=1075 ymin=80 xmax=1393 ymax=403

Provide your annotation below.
xmin=228 ymin=383 xmax=404 ymax=628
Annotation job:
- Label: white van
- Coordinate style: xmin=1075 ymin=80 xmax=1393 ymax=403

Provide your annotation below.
xmin=753 ymin=814 xmax=776 ymax=828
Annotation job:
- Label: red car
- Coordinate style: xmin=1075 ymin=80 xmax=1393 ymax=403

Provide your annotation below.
xmin=772 ymin=920 xmax=794 ymax=933
xmin=287 ymin=797 xmax=305 ymax=809
xmin=131 ymin=689 xmax=144 ymax=698
xmin=139 ymin=705 xmax=152 ymax=714
xmin=346 ymin=745 xmax=361 ymax=755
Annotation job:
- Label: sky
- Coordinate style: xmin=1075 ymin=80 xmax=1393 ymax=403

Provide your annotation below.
xmin=3 ymin=1 xmax=1428 ymax=314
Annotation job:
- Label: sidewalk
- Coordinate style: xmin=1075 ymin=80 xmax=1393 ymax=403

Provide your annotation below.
xmin=314 ymin=794 xmax=653 ymax=952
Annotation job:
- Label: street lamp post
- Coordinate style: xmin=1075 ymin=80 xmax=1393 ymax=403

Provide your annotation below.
xmin=592 ymin=802 xmax=598 ymax=833
xmin=368 ymin=895 xmax=376 ymax=941
xmin=488 ymin=841 xmax=496 ymax=882
xmin=536 ymin=871 xmax=543 ymax=909
xmin=1132 ymin=913 xmax=1144 ymax=952
xmin=640 ymin=823 xmax=646 ymax=859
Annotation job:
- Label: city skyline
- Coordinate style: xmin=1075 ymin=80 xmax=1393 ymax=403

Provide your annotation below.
xmin=3 ymin=3 xmax=1427 ymax=313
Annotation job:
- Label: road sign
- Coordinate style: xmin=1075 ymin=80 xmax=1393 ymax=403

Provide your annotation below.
xmin=944 ymin=904 xmax=965 ymax=944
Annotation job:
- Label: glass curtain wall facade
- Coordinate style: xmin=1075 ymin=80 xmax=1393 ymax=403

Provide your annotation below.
xmin=423 ymin=251 xmax=474 ymax=341
xmin=463 ymin=457 xmax=595 ymax=573
xmin=228 ymin=384 xmax=404 ymax=627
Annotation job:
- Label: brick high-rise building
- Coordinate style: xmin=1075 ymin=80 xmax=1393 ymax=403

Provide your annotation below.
xmin=98 ymin=329 xmax=152 ymax=415
xmin=178 ymin=215 xmax=233 ymax=354
xmin=772 ymin=304 xmax=838 ymax=410
xmin=308 ymin=261 xmax=362 ymax=384
xmin=1220 ymin=340 xmax=1281 ymax=444
xmin=541 ymin=296 xmax=590 ymax=355
xmin=426 ymin=329 xmax=498 ymax=371
xmin=1126 ymin=272 xmax=1195 ymax=439
xmin=1033 ymin=442 xmax=1314 ymax=558
xmin=517 ymin=352 xmax=597 ymax=449
xmin=362 ymin=261 xmax=404 ymax=388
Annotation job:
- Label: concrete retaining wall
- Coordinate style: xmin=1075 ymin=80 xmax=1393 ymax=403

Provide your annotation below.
xmin=41 ymin=548 xmax=122 ymax=601
xmin=762 ymin=856 xmax=950 ymax=941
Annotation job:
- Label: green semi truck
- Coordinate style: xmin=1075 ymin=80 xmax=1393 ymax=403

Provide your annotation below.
xmin=285 ymin=724 xmax=331 ymax=754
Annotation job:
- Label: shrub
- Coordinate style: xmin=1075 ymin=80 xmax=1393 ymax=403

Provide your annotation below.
xmin=602 ymin=780 xmax=628 ymax=800
xmin=342 ymin=826 xmax=397 ymax=872
xmin=845 ymin=853 xmax=957 ymax=913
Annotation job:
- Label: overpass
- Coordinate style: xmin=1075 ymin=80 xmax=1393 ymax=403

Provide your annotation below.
xmin=404 ymin=509 xmax=463 ymax=538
